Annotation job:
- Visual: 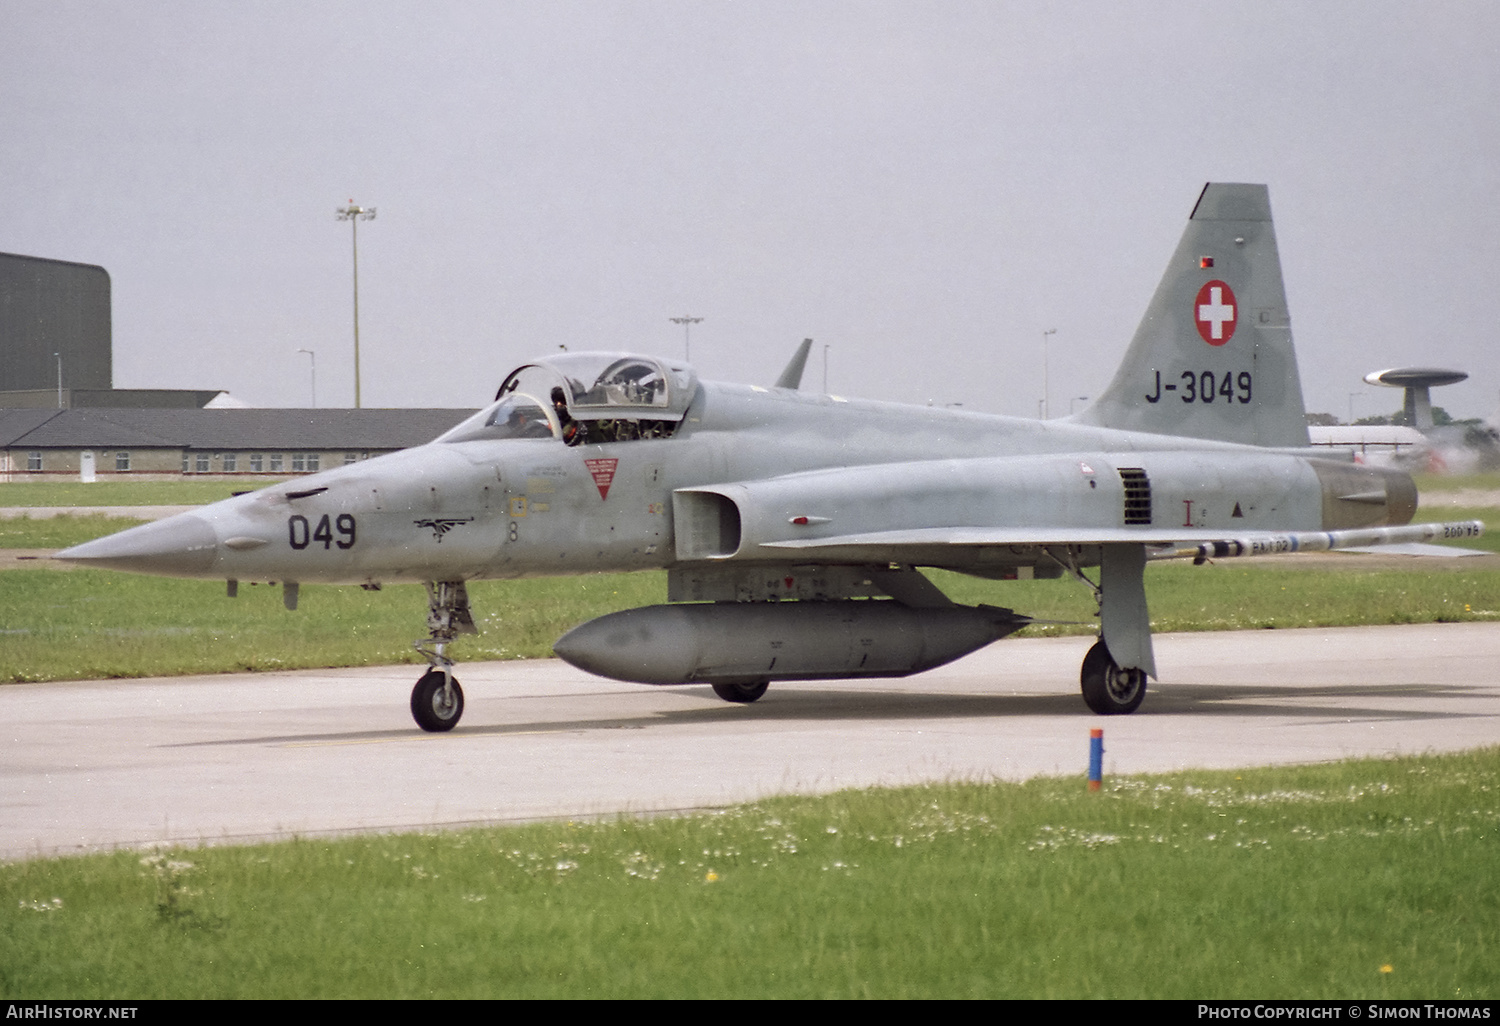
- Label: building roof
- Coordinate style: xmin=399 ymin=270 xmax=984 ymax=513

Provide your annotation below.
xmin=0 ymin=410 xmax=66 ymax=445
xmin=0 ymin=408 xmax=475 ymax=450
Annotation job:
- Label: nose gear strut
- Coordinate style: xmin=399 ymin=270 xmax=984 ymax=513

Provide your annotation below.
xmin=411 ymin=581 xmax=476 ymax=731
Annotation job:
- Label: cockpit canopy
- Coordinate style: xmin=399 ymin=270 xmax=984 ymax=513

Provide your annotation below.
xmin=500 ymin=353 xmax=697 ymax=421
xmin=435 ymin=352 xmax=698 ymax=445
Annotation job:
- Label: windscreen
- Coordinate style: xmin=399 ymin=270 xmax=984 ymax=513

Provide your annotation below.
xmin=435 ymin=393 xmax=559 ymax=444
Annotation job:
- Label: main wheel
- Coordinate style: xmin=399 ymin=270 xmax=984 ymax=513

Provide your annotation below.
xmin=411 ymin=669 xmax=465 ymax=731
xmin=1080 ymin=639 xmax=1147 ymax=715
xmin=711 ymin=680 xmax=769 ymax=704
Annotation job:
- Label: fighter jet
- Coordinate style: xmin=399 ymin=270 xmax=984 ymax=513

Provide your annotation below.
xmin=57 ymin=183 xmax=1482 ymax=731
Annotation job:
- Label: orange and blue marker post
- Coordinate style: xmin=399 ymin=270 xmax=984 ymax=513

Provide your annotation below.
xmin=1088 ymin=728 xmax=1104 ymax=791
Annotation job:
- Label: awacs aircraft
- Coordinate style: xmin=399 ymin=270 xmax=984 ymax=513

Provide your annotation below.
xmin=57 ymin=183 xmax=1483 ymax=731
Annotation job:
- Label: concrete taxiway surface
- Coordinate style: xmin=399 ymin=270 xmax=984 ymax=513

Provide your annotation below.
xmin=4 ymin=621 xmax=1499 ymax=861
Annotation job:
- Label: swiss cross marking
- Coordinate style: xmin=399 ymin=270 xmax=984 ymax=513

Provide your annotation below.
xmin=584 ymin=457 xmax=618 ymax=500
xmin=1194 ymin=279 xmax=1237 ymax=346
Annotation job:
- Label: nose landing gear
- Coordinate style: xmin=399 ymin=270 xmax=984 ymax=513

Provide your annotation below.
xmin=412 ymin=581 xmax=476 ymax=732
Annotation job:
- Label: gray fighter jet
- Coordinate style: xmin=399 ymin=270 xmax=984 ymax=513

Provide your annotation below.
xmin=57 ymin=183 xmax=1482 ymax=730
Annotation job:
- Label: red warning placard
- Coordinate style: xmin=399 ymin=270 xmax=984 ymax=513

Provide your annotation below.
xmin=584 ymin=457 xmax=618 ymax=500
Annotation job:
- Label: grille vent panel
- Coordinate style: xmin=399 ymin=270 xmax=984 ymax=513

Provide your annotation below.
xmin=1119 ymin=468 xmax=1152 ymax=525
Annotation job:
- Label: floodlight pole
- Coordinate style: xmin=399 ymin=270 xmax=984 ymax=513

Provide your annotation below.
xmin=670 ymin=316 xmax=702 ymax=361
xmin=336 ymin=202 xmax=377 ymax=407
xmin=298 ymin=349 xmax=317 ymax=408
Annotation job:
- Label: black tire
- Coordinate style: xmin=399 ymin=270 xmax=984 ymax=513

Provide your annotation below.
xmin=711 ymin=680 xmax=769 ymax=703
xmin=1080 ymin=639 xmax=1147 ymax=715
xmin=411 ymin=669 xmax=465 ymax=731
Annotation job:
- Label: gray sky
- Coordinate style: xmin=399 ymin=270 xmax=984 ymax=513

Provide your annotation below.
xmin=3 ymin=1 xmax=1498 ymax=420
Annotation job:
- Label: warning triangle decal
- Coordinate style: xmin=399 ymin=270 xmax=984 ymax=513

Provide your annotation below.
xmin=585 ymin=458 xmax=618 ymax=500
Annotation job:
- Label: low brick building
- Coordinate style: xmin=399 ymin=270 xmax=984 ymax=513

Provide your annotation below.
xmin=0 ymin=407 xmax=473 ymax=481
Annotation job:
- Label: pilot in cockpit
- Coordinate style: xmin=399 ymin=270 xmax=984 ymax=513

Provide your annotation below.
xmin=552 ymin=387 xmax=583 ymax=446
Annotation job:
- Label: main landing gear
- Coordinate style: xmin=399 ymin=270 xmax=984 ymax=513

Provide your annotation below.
xmin=711 ymin=680 xmax=769 ymax=703
xmin=1080 ymin=639 xmax=1147 ymax=715
xmin=1043 ymin=543 xmax=1155 ymax=716
xmin=412 ymin=581 xmax=476 ymax=732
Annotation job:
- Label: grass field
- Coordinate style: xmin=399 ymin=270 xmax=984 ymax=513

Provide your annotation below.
xmin=2 ymin=748 xmax=1495 ymax=999
xmin=2 ymin=494 xmax=1498 ymax=683
xmin=1414 ymin=472 xmax=1500 ymax=493
xmin=2 ymin=486 xmax=1496 ymax=999
xmin=0 ymin=513 xmax=158 ymax=549
xmin=0 ymin=480 xmax=271 ymax=507
xmin=3 ymin=561 xmax=1500 ymax=683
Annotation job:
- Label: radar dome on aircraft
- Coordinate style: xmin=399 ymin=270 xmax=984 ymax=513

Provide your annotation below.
xmin=1362 ymin=367 xmax=1468 ymax=430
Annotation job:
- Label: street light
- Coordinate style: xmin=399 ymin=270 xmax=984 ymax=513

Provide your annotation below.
xmin=297 ymin=349 xmax=317 ymax=408
xmin=336 ymin=201 xmax=376 ymax=407
xmin=54 ymin=352 xmax=62 ymax=409
xmin=1041 ymin=329 xmax=1057 ymax=419
xmin=823 ymin=343 xmax=830 ymax=393
xmin=669 ymin=316 xmax=702 ymax=361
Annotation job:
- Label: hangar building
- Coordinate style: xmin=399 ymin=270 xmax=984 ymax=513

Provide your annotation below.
xmin=0 ymin=407 xmax=473 ymax=480
xmin=0 ymin=251 xmax=471 ymax=478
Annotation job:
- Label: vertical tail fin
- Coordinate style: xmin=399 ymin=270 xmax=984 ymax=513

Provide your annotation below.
xmin=1074 ymin=183 xmax=1309 ymax=448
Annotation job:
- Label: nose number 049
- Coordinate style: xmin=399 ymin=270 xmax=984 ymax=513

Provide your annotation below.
xmin=288 ymin=513 xmax=357 ymax=550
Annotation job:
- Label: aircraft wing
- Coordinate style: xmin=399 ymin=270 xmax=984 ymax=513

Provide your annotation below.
xmin=758 ymin=520 xmax=1487 ymax=562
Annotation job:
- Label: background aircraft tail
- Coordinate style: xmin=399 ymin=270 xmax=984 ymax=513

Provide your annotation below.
xmin=1073 ymin=183 xmax=1310 ymax=448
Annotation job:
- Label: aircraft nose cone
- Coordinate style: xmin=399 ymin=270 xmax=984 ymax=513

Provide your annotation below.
xmin=54 ymin=513 xmax=219 ymax=576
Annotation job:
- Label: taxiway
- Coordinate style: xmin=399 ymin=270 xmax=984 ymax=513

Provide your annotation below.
xmin=4 ymin=622 xmax=1499 ymax=860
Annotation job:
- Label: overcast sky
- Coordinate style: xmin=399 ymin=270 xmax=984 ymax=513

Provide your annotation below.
xmin=3 ymin=1 xmax=1498 ymax=421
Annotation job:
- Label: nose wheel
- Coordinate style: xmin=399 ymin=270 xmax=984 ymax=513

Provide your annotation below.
xmin=411 ymin=668 xmax=465 ymax=732
xmin=411 ymin=581 xmax=476 ymax=731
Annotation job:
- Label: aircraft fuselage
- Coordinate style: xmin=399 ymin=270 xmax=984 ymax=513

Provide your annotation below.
xmin=74 ymin=378 xmax=1414 ymax=590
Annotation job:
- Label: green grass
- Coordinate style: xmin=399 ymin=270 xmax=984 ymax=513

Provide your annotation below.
xmin=1 ymin=499 xmax=1495 ymax=683
xmin=1415 ymin=472 xmax=1500 ymax=493
xmin=2 ymin=748 xmax=1495 ymax=999
xmin=0 ymin=513 xmax=151 ymax=549
xmin=0 ymin=569 xmax=665 ymax=682
xmin=3 ymin=562 xmax=1499 ymax=683
xmin=0 ymin=480 xmax=277 ymax=506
